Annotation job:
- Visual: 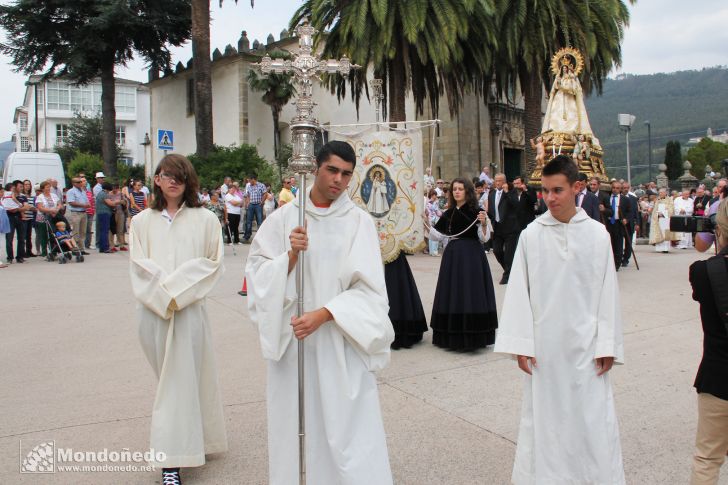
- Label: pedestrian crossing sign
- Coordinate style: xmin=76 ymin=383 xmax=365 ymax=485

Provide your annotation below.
xmin=157 ymin=129 xmax=174 ymax=150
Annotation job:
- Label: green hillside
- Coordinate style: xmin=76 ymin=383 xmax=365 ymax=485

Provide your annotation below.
xmin=585 ymin=67 xmax=728 ymax=183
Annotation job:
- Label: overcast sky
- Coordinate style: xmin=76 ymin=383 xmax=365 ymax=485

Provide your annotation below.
xmin=0 ymin=0 xmax=726 ymax=142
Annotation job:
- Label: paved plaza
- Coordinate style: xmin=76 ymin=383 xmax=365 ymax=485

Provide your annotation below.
xmin=1 ymin=242 xmax=726 ymax=484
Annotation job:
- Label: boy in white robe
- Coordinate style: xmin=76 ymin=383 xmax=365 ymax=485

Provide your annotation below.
xmin=130 ymin=154 xmax=227 ymax=485
xmin=246 ymin=141 xmax=394 ymax=485
xmin=495 ymin=155 xmax=625 ymax=485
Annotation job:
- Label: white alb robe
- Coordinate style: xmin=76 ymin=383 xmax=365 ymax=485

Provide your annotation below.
xmin=673 ymin=197 xmax=694 ymax=248
xmin=494 ymin=208 xmax=625 ymax=485
xmin=129 ymin=205 xmax=227 ymax=468
xmin=246 ymin=189 xmax=394 ymax=485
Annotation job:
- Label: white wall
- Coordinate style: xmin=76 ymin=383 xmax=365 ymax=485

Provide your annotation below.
xmin=211 ymin=60 xmax=241 ymax=148
xmin=149 ymin=58 xmax=241 ymax=171
xmin=134 ymin=87 xmax=151 ymax=166
xmin=149 ymin=73 xmax=195 ymax=167
xmin=150 ymin=56 xmax=421 ymax=170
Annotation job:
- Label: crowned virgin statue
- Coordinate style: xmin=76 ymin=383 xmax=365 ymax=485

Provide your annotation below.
xmin=529 ymin=47 xmax=610 ymax=187
xmin=542 ymin=57 xmax=593 ymax=135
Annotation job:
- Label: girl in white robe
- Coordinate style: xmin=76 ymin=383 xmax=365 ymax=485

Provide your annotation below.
xmin=130 ymin=154 xmax=227 ymax=482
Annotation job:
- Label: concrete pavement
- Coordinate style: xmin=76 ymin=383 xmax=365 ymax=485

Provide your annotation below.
xmin=0 ymin=242 xmax=726 ymax=484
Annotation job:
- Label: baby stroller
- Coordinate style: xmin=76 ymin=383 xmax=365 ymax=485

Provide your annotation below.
xmin=45 ymin=215 xmax=84 ymax=264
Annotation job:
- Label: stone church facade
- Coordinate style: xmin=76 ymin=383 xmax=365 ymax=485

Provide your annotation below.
xmin=421 ymin=89 xmax=526 ymax=182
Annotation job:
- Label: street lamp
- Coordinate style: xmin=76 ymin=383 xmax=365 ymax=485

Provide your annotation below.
xmin=644 ymin=120 xmax=652 ymax=183
xmin=140 ymin=133 xmax=151 ymax=180
xmin=25 ymin=79 xmax=40 ymax=151
xmin=618 ymin=113 xmax=636 ymax=185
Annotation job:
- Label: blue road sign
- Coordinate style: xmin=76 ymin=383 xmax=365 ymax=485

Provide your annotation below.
xmin=157 ymin=129 xmax=174 ymax=150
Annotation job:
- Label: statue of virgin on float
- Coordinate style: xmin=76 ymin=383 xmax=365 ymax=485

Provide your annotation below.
xmin=529 ymin=47 xmax=610 ymax=188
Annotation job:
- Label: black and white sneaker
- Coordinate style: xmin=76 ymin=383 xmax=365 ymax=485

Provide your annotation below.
xmin=162 ymin=468 xmax=182 ymax=485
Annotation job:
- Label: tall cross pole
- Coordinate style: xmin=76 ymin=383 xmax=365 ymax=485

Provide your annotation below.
xmin=255 ymin=21 xmax=359 ymax=485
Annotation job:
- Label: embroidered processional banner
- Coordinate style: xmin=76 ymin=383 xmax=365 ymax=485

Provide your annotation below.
xmin=332 ymin=129 xmax=425 ymax=263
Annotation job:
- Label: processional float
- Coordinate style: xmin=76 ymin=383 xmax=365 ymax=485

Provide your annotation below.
xmin=529 ymin=47 xmax=610 ymax=188
xmin=255 ymin=22 xmax=359 ymax=485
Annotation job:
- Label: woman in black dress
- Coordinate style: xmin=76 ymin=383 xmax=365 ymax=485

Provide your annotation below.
xmin=429 ymin=177 xmax=498 ymax=351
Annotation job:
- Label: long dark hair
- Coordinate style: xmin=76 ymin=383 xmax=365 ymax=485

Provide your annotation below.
xmin=151 ymin=154 xmax=203 ymax=210
xmin=448 ymin=177 xmax=478 ymax=211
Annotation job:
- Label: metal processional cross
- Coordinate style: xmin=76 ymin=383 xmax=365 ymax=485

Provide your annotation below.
xmin=256 ymin=21 xmax=359 ymax=485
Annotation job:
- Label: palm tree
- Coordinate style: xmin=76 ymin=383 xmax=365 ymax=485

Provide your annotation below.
xmin=291 ymin=0 xmax=497 ymax=123
xmin=247 ymin=50 xmax=297 ymax=177
xmin=493 ymin=0 xmax=632 ymax=173
xmin=191 ymin=0 xmax=214 ymax=158
xmin=191 ymin=0 xmax=254 ymax=158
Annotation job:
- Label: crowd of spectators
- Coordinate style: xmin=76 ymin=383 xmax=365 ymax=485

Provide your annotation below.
xmin=2 ymin=159 xmax=725 ymax=271
xmin=0 ymin=168 xmax=305 ymax=268
xmin=201 ymin=174 xmax=297 ymax=245
xmin=0 ymin=172 xmax=150 ymax=267
xmin=422 ymin=161 xmax=728 ymax=267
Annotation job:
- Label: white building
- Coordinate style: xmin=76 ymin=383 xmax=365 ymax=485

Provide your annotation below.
xmin=687 ymin=127 xmax=728 ymax=146
xmin=13 ymin=75 xmax=151 ymax=166
xmin=147 ymin=32 xmax=410 ymax=174
xmin=147 ymin=30 xmax=527 ymax=182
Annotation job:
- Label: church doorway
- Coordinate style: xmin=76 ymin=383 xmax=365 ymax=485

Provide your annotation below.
xmin=503 ymin=148 xmax=523 ymax=181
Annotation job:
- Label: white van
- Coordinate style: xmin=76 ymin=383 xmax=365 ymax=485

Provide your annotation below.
xmin=2 ymin=152 xmax=65 ymax=189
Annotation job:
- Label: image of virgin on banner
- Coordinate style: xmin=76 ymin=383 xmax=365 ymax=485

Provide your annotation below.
xmin=335 ymin=129 xmax=425 ymax=263
xmin=362 ymin=166 xmax=395 ymax=217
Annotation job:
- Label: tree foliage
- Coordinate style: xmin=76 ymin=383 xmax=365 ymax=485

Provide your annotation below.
xmin=276 ymin=143 xmax=292 ymax=179
xmin=56 ymin=113 xmax=145 ymax=185
xmin=494 ymin=0 xmax=632 ymax=96
xmin=493 ymin=0 xmax=632 ymax=172
xmin=247 ymin=49 xmax=297 ymax=168
xmin=291 ymin=0 xmax=498 ymax=122
xmin=686 ymin=138 xmax=728 ymax=178
xmin=0 ymin=0 xmax=191 ymax=176
xmin=56 ymin=113 xmax=105 ymax=160
xmin=664 ymin=140 xmax=683 ymax=181
xmin=116 ymin=161 xmax=146 ymax=185
xmin=187 ymin=144 xmax=276 ymax=191
xmin=55 ymin=113 xmax=118 ymax=176
xmin=586 ymin=67 xmax=728 ymax=173
xmin=68 ymin=152 xmax=103 ymax=181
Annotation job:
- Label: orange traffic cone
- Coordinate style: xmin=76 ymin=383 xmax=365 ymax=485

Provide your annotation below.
xmin=238 ymin=277 xmax=247 ymax=297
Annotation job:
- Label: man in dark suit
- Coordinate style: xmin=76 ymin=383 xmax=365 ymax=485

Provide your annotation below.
xmin=620 ymin=181 xmax=639 ymax=267
xmin=513 ymin=175 xmax=537 ymax=230
xmin=602 ymin=180 xmax=632 ymax=270
xmin=576 ymin=173 xmax=601 ymax=221
xmin=589 ymin=176 xmax=602 ymax=196
xmin=487 ymin=173 xmax=519 ymax=284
